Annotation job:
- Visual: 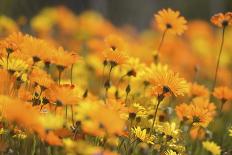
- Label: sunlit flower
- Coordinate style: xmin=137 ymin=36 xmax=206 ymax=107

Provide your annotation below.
xmin=211 ymin=12 xmax=232 ymax=27
xmin=176 ymin=97 xmax=216 ymax=127
xmin=148 ymin=64 xmax=189 ymax=97
xmin=0 ymin=57 xmax=28 ymax=72
xmin=164 ymin=150 xmax=177 ymax=155
xmin=132 ymin=126 xmax=154 ymax=144
xmin=157 ymin=122 xmax=180 ymax=139
xmin=155 ymin=8 xmax=187 ymax=35
xmin=202 ymin=141 xmax=221 ymax=155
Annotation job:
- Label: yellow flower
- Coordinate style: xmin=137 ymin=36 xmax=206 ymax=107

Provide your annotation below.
xmin=165 ymin=150 xmax=177 ymax=155
xmin=155 ymin=8 xmax=187 ymax=35
xmin=157 ymin=122 xmax=180 ymax=139
xmin=0 ymin=57 xmax=28 ymax=73
xmin=39 ymin=113 xmax=64 ymax=130
xmin=63 ymin=138 xmax=102 ymax=155
xmin=229 ymin=126 xmax=232 ymax=137
xmin=148 ymin=64 xmax=189 ymax=97
xmin=202 ymin=141 xmax=221 ymax=155
xmin=132 ymin=126 xmax=154 ymax=144
xmin=0 ymin=128 xmax=7 ymax=135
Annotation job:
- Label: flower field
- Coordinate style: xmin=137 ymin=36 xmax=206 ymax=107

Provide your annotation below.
xmin=0 ymin=5 xmax=232 ymax=155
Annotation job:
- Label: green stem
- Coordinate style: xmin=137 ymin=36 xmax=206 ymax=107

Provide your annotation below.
xmin=211 ymin=26 xmax=226 ymax=92
xmin=149 ymin=99 xmax=161 ymax=136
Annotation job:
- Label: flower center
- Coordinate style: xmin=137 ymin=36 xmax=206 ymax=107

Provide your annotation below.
xmin=222 ymin=20 xmax=228 ymax=27
xmin=111 ymin=45 xmax=116 ymax=51
xmin=166 ymin=23 xmax=172 ymax=29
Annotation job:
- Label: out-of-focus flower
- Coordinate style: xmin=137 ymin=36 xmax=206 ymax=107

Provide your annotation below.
xmin=76 ymin=101 xmax=125 ymax=137
xmin=189 ymin=82 xmax=209 ymax=98
xmin=164 ymin=150 xmax=177 ymax=155
xmin=0 ymin=95 xmax=45 ymax=138
xmin=213 ymin=86 xmax=232 ymax=102
xmin=190 ymin=126 xmax=205 ymax=140
xmin=202 ymin=141 xmax=221 ymax=155
xmin=155 ymin=8 xmax=187 ymax=35
xmin=45 ymin=131 xmax=62 ymax=146
xmin=104 ymin=34 xmax=126 ymax=52
xmin=63 ymin=138 xmax=102 ymax=155
xmin=229 ymin=126 xmax=232 ymax=137
xmin=211 ymin=12 xmax=232 ymax=27
xmin=46 ymin=84 xmax=80 ymax=106
xmin=39 ymin=113 xmax=64 ymax=130
xmin=0 ymin=16 xmax=19 ymax=35
xmin=29 ymin=68 xmax=54 ymax=89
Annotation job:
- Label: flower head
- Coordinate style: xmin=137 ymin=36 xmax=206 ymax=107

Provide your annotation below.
xmin=211 ymin=12 xmax=232 ymax=27
xmin=202 ymin=141 xmax=221 ymax=155
xmin=155 ymin=8 xmax=187 ymax=35
xmin=132 ymin=126 xmax=154 ymax=144
xmin=148 ymin=64 xmax=189 ymax=98
xmin=176 ymin=97 xmax=216 ymax=127
xmin=213 ymin=86 xmax=232 ymax=102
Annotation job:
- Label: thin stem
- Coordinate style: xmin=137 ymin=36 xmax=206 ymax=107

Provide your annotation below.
xmin=211 ymin=26 xmax=226 ymax=92
xmin=71 ymin=105 xmax=74 ymax=126
xmin=6 ymin=53 xmax=10 ymax=70
xmin=58 ymin=70 xmax=62 ymax=85
xmin=70 ymin=64 xmax=74 ymax=85
xmin=157 ymin=29 xmax=168 ymax=52
xmin=104 ymin=66 xmax=114 ymax=103
xmin=65 ymin=105 xmax=68 ymax=124
xmin=149 ymin=99 xmax=161 ymax=136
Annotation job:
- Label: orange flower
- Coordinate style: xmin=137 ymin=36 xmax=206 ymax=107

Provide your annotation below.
xmin=79 ymin=101 xmax=125 ymax=137
xmin=189 ymin=83 xmax=209 ymax=98
xmin=46 ymin=84 xmax=80 ymax=106
xmin=175 ymin=103 xmax=190 ymax=121
xmin=104 ymin=34 xmax=125 ymax=52
xmin=213 ymin=86 xmax=232 ymax=102
xmin=20 ymin=35 xmax=54 ymax=62
xmin=0 ymin=69 xmax=16 ymax=96
xmin=155 ymin=8 xmax=187 ymax=35
xmin=29 ymin=68 xmax=54 ymax=89
xmin=51 ymin=47 xmax=79 ymax=68
xmin=211 ymin=12 xmax=232 ymax=27
xmin=0 ymin=32 xmax=23 ymax=57
xmin=1 ymin=95 xmax=45 ymax=137
xmin=45 ymin=131 xmax=62 ymax=146
xmin=104 ymin=49 xmax=127 ymax=66
xmin=176 ymin=97 xmax=216 ymax=127
xmin=190 ymin=126 xmax=205 ymax=140
xmin=149 ymin=64 xmax=189 ymax=97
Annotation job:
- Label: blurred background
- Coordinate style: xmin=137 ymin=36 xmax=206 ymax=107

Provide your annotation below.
xmin=0 ymin=0 xmax=232 ymax=30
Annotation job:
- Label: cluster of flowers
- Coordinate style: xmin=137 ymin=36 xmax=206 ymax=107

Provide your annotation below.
xmin=0 ymin=6 xmax=232 ymax=155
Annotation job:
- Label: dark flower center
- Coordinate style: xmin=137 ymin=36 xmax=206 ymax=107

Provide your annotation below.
xmin=193 ymin=116 xmax=200 ymax=123
xmin=166 ymin=23 xmax=172 ymax=29
xmin=111 ymin=45 xmax=116 ymax=51
xmin=222 ymin=20 xmax=228 ymax=27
